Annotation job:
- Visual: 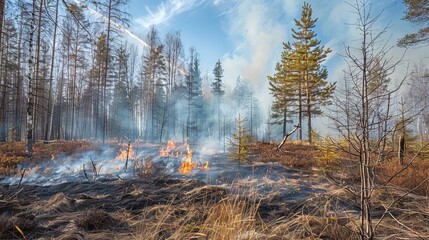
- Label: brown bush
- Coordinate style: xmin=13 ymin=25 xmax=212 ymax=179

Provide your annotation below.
xmin=253 ymin=141 xmax=322 ymax=170
xmin=377 ymin=160 xmax=429 ymax=196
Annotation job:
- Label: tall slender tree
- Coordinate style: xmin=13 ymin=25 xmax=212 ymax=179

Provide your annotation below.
xmin=95 ymin=0 xmax=130 ymax=142
xmin=269 ymin=2 xmax=335 ymax=143
xmin=212 ymin=59 xmax=224 ymax=140
xmin=291 ymin=2 xmax=335 ymax=143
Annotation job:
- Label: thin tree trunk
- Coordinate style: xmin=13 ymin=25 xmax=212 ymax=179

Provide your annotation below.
xmin=15 ymin=25 xmax=23 ymax=141
xmin=102 ymin=0 xmax=113 ymax=143
xmin=32 ymin=0 xmax=44 ymax=141
xmin=0 ymin=24 xmax=7 ymax=142
xmin=298 ymin=80 xmax=303 ymax=140
xmin=0 ymin=0 xmax=4 ymax=45
xmin=44 ymin=0 xmax=59 ymax=142
xmin=71 ymin=18 xmax=80 ymax=140
xmin=26 ymin=0 xmax=37 ymax=153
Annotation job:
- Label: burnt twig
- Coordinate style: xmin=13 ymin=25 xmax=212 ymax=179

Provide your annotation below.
xmin=83 ymin=163 xmax=91 ymax=181
xmin=17 ymin=167 xmax=27 ymax=189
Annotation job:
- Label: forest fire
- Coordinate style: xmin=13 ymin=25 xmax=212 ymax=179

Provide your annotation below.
xmin=178 ymin=143 xmax=196 ymax=174
xmin=198 ymin=161 xmax=209 ymax=170
xmin=159 ymin=140 xmax=182 ymax=157
xmin=115 ymin=144 xmax=134 ymax=160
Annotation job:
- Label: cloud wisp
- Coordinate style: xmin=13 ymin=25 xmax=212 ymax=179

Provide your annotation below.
xmin=72 ymin=0 xmax=150 ymax=48
xmin=136 ymin=0 xmax=206 ymax=29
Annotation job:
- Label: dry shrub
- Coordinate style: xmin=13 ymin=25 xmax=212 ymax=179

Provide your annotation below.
xmin=377 ymin=160 xmax=429 ymax=196
xmin=254 ymin=142 xmax=321 ymax=169
xmin=0 ymin=153 xmax=26 ymax=175
xmin=76 ymin=209 xmax=116 ymax=231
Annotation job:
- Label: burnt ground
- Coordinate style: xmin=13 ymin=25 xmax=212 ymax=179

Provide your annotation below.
xmin=0 ymin=175 xmax=360 ymax=239
xmin=0 ymin=141 xmax=428 ymax=239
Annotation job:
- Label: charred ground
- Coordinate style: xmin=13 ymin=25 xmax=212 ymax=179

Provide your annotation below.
xmin=0 ymin=141 xmax=428 ymax=239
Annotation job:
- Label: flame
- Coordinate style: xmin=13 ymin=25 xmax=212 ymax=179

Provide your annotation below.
xmin=116 ymin=144 xmax=134 ymax=160
xmin=51 ymin=154 xmax=55 ymax=160
xmin=159 ymin=140 xmax=181 ymax=157
xmin=199 ymin=161 xmax=209 ymax=170
xmin=178 ymin=143 xmax=196 ymax=175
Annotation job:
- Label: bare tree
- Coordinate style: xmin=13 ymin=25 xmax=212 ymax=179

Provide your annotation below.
xmin=331 ymin=1 xmax=408 ymax=239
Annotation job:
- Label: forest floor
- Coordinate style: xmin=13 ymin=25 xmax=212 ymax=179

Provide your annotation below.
xmin=0 ymin=140 xmax=428 ymax=239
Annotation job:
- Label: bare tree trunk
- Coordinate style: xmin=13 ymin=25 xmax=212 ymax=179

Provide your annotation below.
xmin=0 ymin=0 xmax=4 ymax=46
xmin=399 ymin=135 xmax=405 ymax=165
xmin=15 ymin=25 xmax=23 ymax=141
xmin=71 ymin=18 xmax=80 ymax=140
xmin=26 ymin=0 xmax=37 ymax=153
xmin=102 ymin=0 xmax=113 ymax=143
xmin=30 ymin=0 xmax=44 ymax=141
xmin=44 ymin=0 xmax=59 ymax=142
xmin=0 ymin=24 xmax=7 ymax=142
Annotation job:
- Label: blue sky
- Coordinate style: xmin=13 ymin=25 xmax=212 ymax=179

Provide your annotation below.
xmin=116 ymin=0 xmax=429 ymax=119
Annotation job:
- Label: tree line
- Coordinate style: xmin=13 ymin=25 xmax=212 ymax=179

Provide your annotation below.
xmin=0 ymin=0 xmax=264 ymax=149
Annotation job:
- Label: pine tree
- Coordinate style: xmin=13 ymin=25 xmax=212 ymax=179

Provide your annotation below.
xmin=228 ymin=114 xmax=252 ymax=163
xmin=268 ymin=47 xmax=299 ymax=138
xmin=398 ymin=0 xmax=429 ymax=47
xmin=185 ymin=48 xmax=203 ymax=143
xmin=269 ymin=2 xmax=335 ymax=144
xmin=212 ymin=59 xmax=224 ymax=140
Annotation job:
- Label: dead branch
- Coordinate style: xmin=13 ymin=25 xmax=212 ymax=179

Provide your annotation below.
xmin=276 ymin=124 xmax=301 ymax=151
xmin=82 ymin=163 xmax=90 ymax=182
xmin=374 ymin=177 xmax=429 ymax=233
xmin=90 ymin=157 xmax=98 ymax=177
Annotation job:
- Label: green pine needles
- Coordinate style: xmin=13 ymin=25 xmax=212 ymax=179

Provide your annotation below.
xmin=228 ymin=114 xmax=252 ymax=163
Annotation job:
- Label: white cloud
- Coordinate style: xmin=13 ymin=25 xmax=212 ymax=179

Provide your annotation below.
xmin=136 ymin=0 xmax=205 ymax=29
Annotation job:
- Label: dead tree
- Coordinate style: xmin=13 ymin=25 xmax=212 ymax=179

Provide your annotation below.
xmin=276 ymin=124 xmax=300 ymax=151
xmin=330 ymin=1 xmax=409 ymax=239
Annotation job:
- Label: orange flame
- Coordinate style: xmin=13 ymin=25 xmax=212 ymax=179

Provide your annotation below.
xmin=199 ymin=161 xmax=209 ymax=170
xmin=116 ymin=144 xmax=134 ymax=160
xmin=178 ymin=143 xmax=196 ymax=174
xmin=159 ymin=140 xmax=180 ymax=157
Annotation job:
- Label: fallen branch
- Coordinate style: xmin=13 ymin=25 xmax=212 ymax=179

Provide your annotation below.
xmin=276 ymin=124 xmax=301 ymax=151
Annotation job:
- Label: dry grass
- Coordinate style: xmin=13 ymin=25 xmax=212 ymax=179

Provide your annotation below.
xmin=376 ymin=159 xmax=429 ymax=196
xmin=0 ymin=213 xmax=40 ymax=239
xmin=253 ymin=141 xmax=322 ymax=169
xmin=76 ymin=209 xmax=119 ymax=231
xmin=0 ymin=141 xmax=111 ymax=176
